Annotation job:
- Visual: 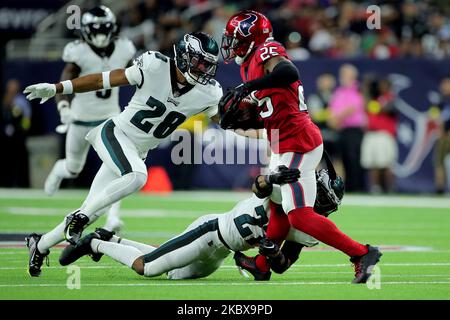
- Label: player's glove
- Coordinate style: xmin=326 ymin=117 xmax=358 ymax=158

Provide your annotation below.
xmin=23 ymin=83 xmax=57 ymax=104
xmin=266 ymin=165 xmax=300 ymax=185
xmin=259 ymin=238 xmax=280 ymax=257
xmin=219 ymin=83 xmax=251 ymax=129
xmin=57 ymin=101 xmax=77 ymax=125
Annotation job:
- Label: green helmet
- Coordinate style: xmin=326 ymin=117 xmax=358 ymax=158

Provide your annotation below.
xmin=174 ymin=32 xmax=219 ymax=85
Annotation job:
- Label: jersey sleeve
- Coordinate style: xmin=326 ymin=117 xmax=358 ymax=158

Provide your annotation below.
xmin=254 ymin=41 xmax=289 ymax=65
xmin=62 ymin=41 xmax=81 ymax=64
xmin=125 ymin=51 xmax=168 ymax=87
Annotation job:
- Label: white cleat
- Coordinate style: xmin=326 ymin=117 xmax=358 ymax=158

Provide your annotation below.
xmin=103 ymin=218 xmax=124 ymax=234
xmin=44 ymin=170 xmax=63 ymax=196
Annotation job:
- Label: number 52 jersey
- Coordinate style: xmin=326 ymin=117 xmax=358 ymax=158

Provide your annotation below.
xmin=113 ymin=51 xmax=222 ymax=157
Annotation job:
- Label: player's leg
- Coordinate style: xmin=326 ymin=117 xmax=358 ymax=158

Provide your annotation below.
xmin=103 ymin=201 xmax=123 ymax=232
xmin=44 ymin=124 xmax=91 ymax=196
xmin=167 ymin=246 xmax=230 ymax=280
xmin=64 ymin=120 xmax=147 ymax=242
xmin=141 ymin=216 xmax=225 ymax=277
xmin=281 ymin=145 xmax=368 ymax=257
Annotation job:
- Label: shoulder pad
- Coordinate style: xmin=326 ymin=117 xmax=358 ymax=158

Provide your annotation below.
xmin=254 ymin=41 xmax=289 ymax=64
xmin=62 ymin=40 xmax=84 ymax=63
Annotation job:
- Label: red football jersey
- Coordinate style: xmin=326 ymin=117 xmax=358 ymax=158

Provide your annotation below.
xmin=240 ymin=41 xmax=322 ymax=154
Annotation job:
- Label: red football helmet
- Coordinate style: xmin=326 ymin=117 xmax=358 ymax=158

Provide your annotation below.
xmin=221 ymin=10 xmax=273 ymax=64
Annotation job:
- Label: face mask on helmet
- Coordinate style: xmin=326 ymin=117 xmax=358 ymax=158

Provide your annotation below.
xmin=81 ymin=6 xmax=117 ymax=49
xmin=175 ymin=34 xmax=219 ymax=86
xmin=314 ymin=169 xmax=345 ymax=217
xmin=221 ymin=32 xmax=254 ymax=65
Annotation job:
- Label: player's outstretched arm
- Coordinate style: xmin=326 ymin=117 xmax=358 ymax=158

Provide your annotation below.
xmin=23 ymin=69 xmax=130 ymax=104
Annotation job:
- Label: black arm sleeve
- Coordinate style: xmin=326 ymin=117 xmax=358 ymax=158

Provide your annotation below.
xmin=245 ymin=60 xmax=299 ymax=92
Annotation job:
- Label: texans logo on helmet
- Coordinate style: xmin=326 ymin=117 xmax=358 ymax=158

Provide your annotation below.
xmin=231 ymin=13 xmax=258 ymax=37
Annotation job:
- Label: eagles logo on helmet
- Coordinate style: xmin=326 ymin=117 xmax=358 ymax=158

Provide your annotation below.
xmin=174 ymin=32 xmax=219 ymax=85
xmin=81 ymin=5 xmax=118 ymax=49
xmin=221 ymin=10 xmax=273 ymax=64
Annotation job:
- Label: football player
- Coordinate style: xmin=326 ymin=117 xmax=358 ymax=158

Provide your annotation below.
xmin=23 ymin=31 xmax=222 ymax=277
xmin=58 ymin=166 xmax=320 ymax=280
xmin=45 ymin=6 xmax=136 ymax=232
xmin=219 ymin=10 xmax=381 ymax=283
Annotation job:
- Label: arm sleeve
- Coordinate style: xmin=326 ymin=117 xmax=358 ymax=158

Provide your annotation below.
xmin=124 ymin=65 xmax=143 ymax=86
xmin=246 ymin=60 xmax=299 ymax=92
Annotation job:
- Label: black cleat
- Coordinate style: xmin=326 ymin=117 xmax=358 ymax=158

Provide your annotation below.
xmin=233 ymin=251 xmax=271 ymax=281
xmin=350 ymin=245 xmax=383 ymax=284
xmin=90 ymin=228 xmax=115 ymax=262
xmin=59 ymin=232 xmax=100 ymax=266
xmin=64 ymin=211 xmax=89 ymax=244
xmin=25 ymin=233 xmax=49 ymax=277
xmin=258 ymin=238 xmax=280 ymax=257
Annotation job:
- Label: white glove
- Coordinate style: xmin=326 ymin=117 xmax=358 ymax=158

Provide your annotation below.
xmin=57 ymin=100 xmax=76 ymax=124
xmin=23 ymin=83 xmax=56 ymax=104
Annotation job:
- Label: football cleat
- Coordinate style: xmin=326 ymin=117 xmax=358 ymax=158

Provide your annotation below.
xmin=44 ymin=167 xmax=63 ymax=196
xmin=64 ymin=211 xmax=89 ymax=244
xmin=233 ymin=251 xmax=271 ymax=281
xmin=89 ymin=228 xmax=115 ymax=262
xmin=350 ymin=245 xmax=383 ymax=284
xmin=25 ymin=233 xmax=49 ymax=277
xmin=59 ymin=232 xmax=101 ymax=266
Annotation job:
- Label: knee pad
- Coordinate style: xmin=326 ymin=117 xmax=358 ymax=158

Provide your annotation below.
xmin=121 ymin=171 xmax=147 ymax=194
xmin=65 ymin=158 xmax=84 ymax=176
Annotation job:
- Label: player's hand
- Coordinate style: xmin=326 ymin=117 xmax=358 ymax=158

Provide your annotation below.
xmin=57 ymin=101 xmax=76 ymax=124
xmin=23 ymin=83 xmax=57 ymax=104
xmin=219 ymin=83 xmax=251 ymax=129
xmin=266 ymin=165 xmax=300 ymax=184
xmin=259 ymin=238 xmax=280 ymax=258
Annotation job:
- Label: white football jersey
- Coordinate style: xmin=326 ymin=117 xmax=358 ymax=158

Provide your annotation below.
xmin=218 ymin=193 xmax=319 ymax=252
xmin=114 ymin=51 xmax=222 ymax=157
xmin=62 ymin=38 xmax=136 ymax=122
xmin=218 ymin=195 xmax=270 ymax=252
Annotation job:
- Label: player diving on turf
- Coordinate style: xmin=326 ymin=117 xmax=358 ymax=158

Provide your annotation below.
xmin=58 ymin=166 xmax=341 ymax=280
xmin=23 ymin=31 xmax=223 ymax=277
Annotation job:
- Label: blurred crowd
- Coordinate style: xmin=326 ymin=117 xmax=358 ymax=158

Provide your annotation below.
xmin=308 ymin=65 xmax=450 ymax=193
xmin=94 ymin=0 xmax=450 ymax=60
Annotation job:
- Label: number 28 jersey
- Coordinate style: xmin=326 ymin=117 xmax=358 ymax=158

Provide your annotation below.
xmin=114 ymin=51 xmax=222 ymax=157
xmin=240 ymin=41 xmax=322 ymax=154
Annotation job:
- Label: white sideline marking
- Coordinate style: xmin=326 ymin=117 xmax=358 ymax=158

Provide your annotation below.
xmin=1 ymin=262 xmax=450 ymax=271
xmin=1 ymin=189 xmax=450 ymax=208
xmin=0 ymin=281 xmax=449 ymax=288
xmin=0 ymin=207 xmax=210 ymax=218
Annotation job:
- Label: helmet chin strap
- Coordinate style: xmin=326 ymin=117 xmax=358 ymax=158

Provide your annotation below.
xmin=234 ymin=41 xmax=255 ymax=65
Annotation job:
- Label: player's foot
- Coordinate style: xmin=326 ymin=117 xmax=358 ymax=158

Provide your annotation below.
xmin=64 ymin=211 xmax=89 ymax=244
xmin=44 ymin=170 xmax=63 ymax=196
xmin=90 ymin=228 xmax=115 ymax=262
xmin=233 ymin=251 xmax=271 ymax=281
xmin=59 ymin=232 xmax=101 ymax=266
xmin=350 ymin=245 xmax=382 ymax=284
xmin=25 ymin=233 xmax=49 ymax=277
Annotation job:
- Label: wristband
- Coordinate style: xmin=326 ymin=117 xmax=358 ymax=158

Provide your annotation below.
xmin=102 ymin=71 xmax=111 ymax=89
xmin=61 ymin=80 xmax=73 ymax=94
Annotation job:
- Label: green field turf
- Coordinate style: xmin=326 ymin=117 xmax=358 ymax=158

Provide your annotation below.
xmin=0 ymin=189 xmax=449 ymax=300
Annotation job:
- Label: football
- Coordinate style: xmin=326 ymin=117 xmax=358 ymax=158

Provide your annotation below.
xmin=222 ymin=95 xmax=263 ymax=129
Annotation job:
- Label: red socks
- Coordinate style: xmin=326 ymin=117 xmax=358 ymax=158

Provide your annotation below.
xmin=288 ymin=207 xmax=368 ymax=257
xmin=255 ymin=254 xmax=271 ymax=272
xmin=266 ymin=201 xmax=291 ymax=246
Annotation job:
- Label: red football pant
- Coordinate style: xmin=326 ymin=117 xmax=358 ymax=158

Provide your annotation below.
xmin=288 ymin=207 xmax=368 ymax=257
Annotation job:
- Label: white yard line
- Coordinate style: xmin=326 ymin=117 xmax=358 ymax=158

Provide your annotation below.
xmin=1 ymin=262 xmax=450 ymax=270
xmin=1 ymin=189 xmax=450 ymax=209
xmin=0 ymin=281 xmax=449 ymax=288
